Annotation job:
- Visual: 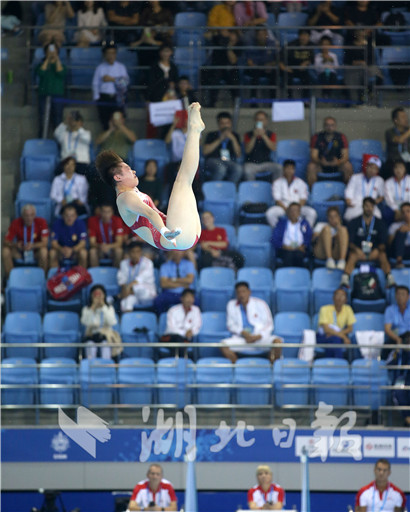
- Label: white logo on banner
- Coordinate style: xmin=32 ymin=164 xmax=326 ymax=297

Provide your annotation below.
xmin=58 ymin=407 xmax=111 ymax=458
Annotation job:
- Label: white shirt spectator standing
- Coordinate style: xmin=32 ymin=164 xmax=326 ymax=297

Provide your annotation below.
xmin=384 ymin=160 xmax=410 ymax=221
xmin=50 ymin=156 xmax=89 ymax=216
xmin=344 ymin=156 xmax=385 ymax=222
xmin=92 ymin=42 xmax=129 ymax=130
xmin=266 ymin=159 xmax=317 ymax=227
xmin=54 ymin=111 xmax=91 ymax=169
xmin=75 ymin=3 xmax=107 ymax=46
xmin=117 ymin=241 xmax=157 ymax=312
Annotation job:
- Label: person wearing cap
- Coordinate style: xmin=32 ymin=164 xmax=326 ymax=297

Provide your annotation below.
xmin=92 ymin=41 xmax=130 ymax=130
xmin=54 ymin=110 xmax=92 ymax=175
xmin=340 ymin=197 xmax=395 ymax=289
xmin=307 ymin=116 xmax=353 ymax=188
xmin=248 ymin=465 xmax=285 ymax=510
xmin=344 ymin=155 xmax=385 ymax=222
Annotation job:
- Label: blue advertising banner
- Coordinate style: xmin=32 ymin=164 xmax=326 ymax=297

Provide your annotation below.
xmin=2 ymin=406 xmax=409 ymax=464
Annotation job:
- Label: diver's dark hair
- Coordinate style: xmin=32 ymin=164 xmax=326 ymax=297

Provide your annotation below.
xmin=95 ymin=150 xmax=123 ymax=187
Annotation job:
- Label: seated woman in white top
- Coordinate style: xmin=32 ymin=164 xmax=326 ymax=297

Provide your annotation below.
xmin=75 ymin=1 xmax=107 ymax=47
xmin=385 ymin=160 xmax=410 ymax=222
xmin=50 ymin=156 xmax=89 ymax=216
xmin=344 ymin=155 xmax=384 ymax=222
xmin=81 ymin=284 xmax=118 ymax=359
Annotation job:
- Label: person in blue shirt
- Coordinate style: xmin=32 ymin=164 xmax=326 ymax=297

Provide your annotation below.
xmin=49 ymin=204 xmax=88 ymax=268
xmin=271 ymin=202 xmax=312 ymax=267
xmin=384 ymin=285 xmax=410 ymax=426
xmin=154 ymin=250 xmax=196 ymax=314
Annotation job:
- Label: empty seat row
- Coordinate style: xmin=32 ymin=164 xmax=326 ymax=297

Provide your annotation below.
xmin=1 ymin=357 xmax=389 ymax=411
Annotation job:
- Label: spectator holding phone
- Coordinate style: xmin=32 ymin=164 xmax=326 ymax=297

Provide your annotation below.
xmin=95 ymin=110 xmax=137 ymax=161
xmin=128 ymin=463 xmax=177 ymax=511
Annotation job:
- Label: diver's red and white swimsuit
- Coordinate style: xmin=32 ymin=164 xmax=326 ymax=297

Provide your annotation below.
xmin=118 ymin=189 xmax=198 ymax=250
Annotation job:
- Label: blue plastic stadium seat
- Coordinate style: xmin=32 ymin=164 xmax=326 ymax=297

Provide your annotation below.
xmin=351 ymin=359 xmax=389 ymax=411
xmin=275 ymin=267 xmax=310 ymax=313
xmin=84 ymin=267 xmax=120 ymax=301
xmin=238 ymin=225 xmax=272 ymax=268
xmin=131 ymin=139 xmax=170 ymax=177
xmin=276 ymin=140 xmax=310 ymax=180
xmin=174 ymin=46 xmax=206 ymax=89
xmin=6 ymin=267 xmax=46 ymax=314
xmin=237 ymin=181 xmax=273 ymax=224
xmin=1 ymin=357 xmax=38 ymax=405
xmin=43 ymin=311 xmax=80 ymax=359
xmin=197 ymin=311 xmax=229 ymax=359
xmin=235 ymin=358 xmax=272 ymax=405
xmin=273 ymin=358 xmax=310 ymax=407
xmin=118 ymin=358 xmax=155 ymax=405
xmin=20 ymin=139 xmax=59 ymax=181
xmin=353 ymin=312 xmax=385 ymax=333
xmin=120 ymin=312 xmax=158 ymax=359
xmin=174 ymin=12 xmax=207 ymax=46
xmin=237 ymin=267 xmax=274 ymax=308
xmin=198 ymin=267 xmax=235 ymax=312
xmin=310 ymin=181 xmax=346 ymax=222
xmin=69 ymin=47 xmax=102 ymax=87
xmin=380 ymin=47 xmax=410 ymax=86
xmin=39 ymin=357 xmax=77 ymax=405
xmin=277 ymin=12 xmax=309 ymax=45
xmin=195 ymin=357 xmax=233 ymax=405
xmin=273 ymin=312 xmax=311 ymax=358
xmin=80 ymin=358 xmax=116 ymax=406
xmin=116 ymin=47 xmax=138 ymax=83
xmin=157 ymin=357 xmax=194 ymax=408
xmin=217 ymin=224 xmax=237 ymax=249
xmin=311 ymin=268 xmax=344 ymax=314
xmin=349 ymin=139 xmax=384 ymax=174
xmin=4 ymin=311 xmax=42 ymax=360
xmin=312 ymin=358 xmax=349 ymax=406
xmin=202 ymin=181 xmax=237 ymax=225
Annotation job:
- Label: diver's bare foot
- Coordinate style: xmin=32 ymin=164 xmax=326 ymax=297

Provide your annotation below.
xmin=188 ymin=102 xmax=205 ymax=133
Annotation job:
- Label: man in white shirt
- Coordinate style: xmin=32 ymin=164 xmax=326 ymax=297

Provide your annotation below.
xmin=266 ymin=159 xmax=317 ymax=228
xmin=220 ymin=282 xmax=282 ymax=363
xmin=355 ymin=458 xmax=406 ymax=512
xmin=344 ymin=156 xmax=385 ymax=222
xmin=384 ymin=160 xmax=410 ymax=222
xmin=161 ymin=289 xmax=202 ymax=357
xmin=92 ymin=41 xmax=130 ymax=129
xmin=117 ymin=241 xmax=157 ymax=312
xmin=54 ymin=111 xmax=92 ymax=174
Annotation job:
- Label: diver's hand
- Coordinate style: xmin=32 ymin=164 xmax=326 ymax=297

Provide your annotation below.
xmin=160 ymin=227 xmax=182 ymax=246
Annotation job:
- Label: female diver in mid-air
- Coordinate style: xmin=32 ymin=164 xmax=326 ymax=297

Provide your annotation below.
xmin=96 ymin=102 xmax=205 ymax=250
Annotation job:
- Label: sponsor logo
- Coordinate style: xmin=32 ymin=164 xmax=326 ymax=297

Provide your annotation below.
xmin=363 ymin=437 xmax=395 ymax=458
xmin=295 ymin=436 xmax=325 ymax=458
xmin=397 ymin=437 xmax=410 ymax=459
xmin=51 ymin=431 xmax=69 ymax=460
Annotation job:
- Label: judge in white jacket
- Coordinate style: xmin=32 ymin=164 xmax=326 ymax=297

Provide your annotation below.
xmin=344 ymin=155 xmax=385 ymax=222
xmin=385 ymin=160 xmax=410 ymax=221
xmin=220 ymin=281 xmax=282 ymax=363
xmin=117 ymin=241 xmax=157 ymax=312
